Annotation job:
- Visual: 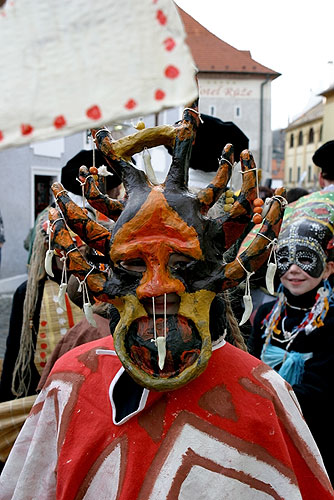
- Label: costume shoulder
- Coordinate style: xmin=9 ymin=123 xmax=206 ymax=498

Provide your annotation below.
xmin=49 ymin=335 xmax=115 ymax=374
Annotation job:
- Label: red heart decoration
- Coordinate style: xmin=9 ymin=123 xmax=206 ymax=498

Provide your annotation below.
xmin=21 ymin=124 xmax=34 ymax=135
xmin=164 ymin=65 xmax=179 ymax=79
xmin=54 ymin=115 xmax=66 ymax=129
xmin=156 ymin=9 xmax=167 ymax=25
xmin=125 ymin=99 xmax=137 ymax=110
xmin=163 ymin=37 xmax=175 ymax=51
xmin=155 ymin=89 xmax=165 ymax=101
xmin=86 ymin=105 xmax=102 ymax=120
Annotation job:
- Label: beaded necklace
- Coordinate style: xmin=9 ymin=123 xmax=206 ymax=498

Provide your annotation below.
xmin=262 ymin=281 xmax=334 ymax=350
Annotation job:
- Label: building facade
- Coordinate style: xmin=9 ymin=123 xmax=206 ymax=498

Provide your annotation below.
xmin=177 ymin=7 xmax=279 ymax=185
xmin=321 ymin=84 xmax=334 ymax=142
xmin=284 ymin=101 xmax=324 ymax=191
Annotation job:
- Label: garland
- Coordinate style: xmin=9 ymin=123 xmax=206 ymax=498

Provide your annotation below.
xmin=262 ymin=280 xmax=334 ymax=348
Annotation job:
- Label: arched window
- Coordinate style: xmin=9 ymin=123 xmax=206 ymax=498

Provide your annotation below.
xmin=298 ymin=131 xmax=303 ymax=146
xmin=308 ymin=128 xmax=314 ymax=143
xmin=290 ymin=134 xmax=294 ymax=148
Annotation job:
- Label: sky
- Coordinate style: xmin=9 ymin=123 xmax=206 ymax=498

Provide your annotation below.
xmin=175 ymin=0 xmax=334 ymax=130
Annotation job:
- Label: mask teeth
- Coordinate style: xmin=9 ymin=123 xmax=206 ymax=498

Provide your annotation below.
xmin=150 ymin=295 xmax=167 ymax=370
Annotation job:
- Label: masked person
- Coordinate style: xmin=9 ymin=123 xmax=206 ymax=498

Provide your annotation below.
xmin=1 ymin=110 xmax=333 ymax=499
xmin=248 ymin=190 xmax=334 ymax=484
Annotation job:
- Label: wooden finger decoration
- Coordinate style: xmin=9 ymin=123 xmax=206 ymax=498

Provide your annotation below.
xmin=222 ymin=187 xmax=286 ymax=291
xmin=52 ymin=182 xmax=111 ymax=256
xmin=78 ymin=165 xmax=124 ymax=221
xmin=48 ymin=207 xmax=110 ymax=302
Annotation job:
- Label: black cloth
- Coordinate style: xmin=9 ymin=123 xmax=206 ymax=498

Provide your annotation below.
xmin=0 ymin=281 xmax=43 ymax=402
xmin=248 ymin=286 xmax=334 ymax=484
xmin=166 ymin=114 xmax=249 ymax=173
xmin=312 ymin=140 xmax=334 ymax=176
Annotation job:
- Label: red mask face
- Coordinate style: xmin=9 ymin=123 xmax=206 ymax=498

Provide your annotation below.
xmin=50 ymin=109 xmax=285 ymax=391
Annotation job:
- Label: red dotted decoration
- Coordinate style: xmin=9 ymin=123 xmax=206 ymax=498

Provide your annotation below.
xmin=40 ymin=321 xmax=47 ymax=327
xmin=163 ymin=37 xmax=175 ymax=51
xmin=54 ymin=115 xmax=66 ymax=129
xmin=86 ymin=105 xmax=102 ymax=120
xmin=40 ymin=343 xmax=47 ymax=350
xmin=40 ymin=362 xmax=46 ymax=368
xmin=21 ymin=124 xmax=34 ymax=136
xmin=40 ymin=351 xmax=46 ymax=359
xmin=156 ymin=9 xmax=167 ymax=25
xmin=164 ymin=65 xmax=179 ymax=79
xmin=125 ymin=99 xmax=137 ymax=110
xmin=0 ymin=131 xmax=3 ymax=141
xmin=40 ymin=332 xmax=46 ymax=338
xmin=155 ymin=89 xmax=165 ymax=101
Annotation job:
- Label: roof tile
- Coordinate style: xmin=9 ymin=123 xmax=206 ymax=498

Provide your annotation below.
xmin=177 ymin=5 xmax=280 ymax=77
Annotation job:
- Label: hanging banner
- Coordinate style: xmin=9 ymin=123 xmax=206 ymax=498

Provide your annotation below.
xmin=0 ymin=0 xmax=198 ymax=150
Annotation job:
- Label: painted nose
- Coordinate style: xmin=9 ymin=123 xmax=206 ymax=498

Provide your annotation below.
xmin=289 ymin=263 xmax=301 ymax=273
xmin=136 ymin=263 xmax=185 ymax=299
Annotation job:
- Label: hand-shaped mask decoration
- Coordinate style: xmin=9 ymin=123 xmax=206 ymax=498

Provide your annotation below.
xmin=49 ymin=109 xmax=285 ymax=391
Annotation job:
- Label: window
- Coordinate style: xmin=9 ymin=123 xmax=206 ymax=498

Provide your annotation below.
xmin=297 ymin=167 xmax=301 ymax=182
xmin=320 ymin=125 xmax=323 ymax=141
xmin=298 ymin=131 xmax=303 ymax=146
xmin=235 ymin=106 xmax=241 ymax=118
xmin=289 ymin=168 xmax=292 ymax=182
xmin=308 ymin=165 xmax=312 ymax=182
xmin=308 ymin=128 xmax=314 ymax=143
xmin=209 ymin=105 xmax=216 ymax=116
xmin=34 ymin=175 xmax=56 ymax=220
xmin=290 ymin=134 xmax=294 ymax=148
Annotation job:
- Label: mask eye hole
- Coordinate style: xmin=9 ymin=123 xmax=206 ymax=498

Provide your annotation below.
xmin=168 ymin=253 xmax=193 ymax=271
xmin=298 ymin=257 xmax=313 ymax=266
xmin=119 ymin=258 xmax=146 ymax=273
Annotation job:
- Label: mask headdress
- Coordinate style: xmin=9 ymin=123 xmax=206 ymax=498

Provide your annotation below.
xmin=277 ymin=190 xmax=334 ymax=279
xmin=49 ymin=108 xmax=286 ymax=391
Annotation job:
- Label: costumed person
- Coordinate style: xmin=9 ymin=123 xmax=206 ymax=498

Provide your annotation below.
xmin=313 ymin=140 xmax=334 ymax=192
xmin=1 ymin=109 xmax=333 ymax=499
xmin=248 ymin=190 xmax=334 ymax=484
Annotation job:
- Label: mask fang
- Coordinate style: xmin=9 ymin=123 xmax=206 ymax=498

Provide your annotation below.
xmin=150 ymin=295 xmax=167 ymax=371
xmin=237 ymin=257 xmax=255 ymax=326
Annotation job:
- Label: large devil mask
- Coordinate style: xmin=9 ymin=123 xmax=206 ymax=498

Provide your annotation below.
xmin=49 ymin=109 xmax=285 ymax=391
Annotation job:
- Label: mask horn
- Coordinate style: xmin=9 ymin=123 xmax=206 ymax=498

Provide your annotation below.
xmin=165 ymin=108 xmax=200 ymax=191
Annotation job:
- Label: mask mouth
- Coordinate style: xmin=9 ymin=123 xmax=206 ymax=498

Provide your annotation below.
xmin=125 ymin=314 xmax=202 ymax=378
xmin=141 ymin=293 xmax=181 ymax=316
xmin=112 ymin=290 xmax=215 ymax=391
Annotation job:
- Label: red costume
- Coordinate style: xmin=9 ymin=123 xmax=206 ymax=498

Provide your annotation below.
xmin=1 ymin=109 xmax=333 ymax=498
xmin=1 ymin=337 xmax=332 ymax=499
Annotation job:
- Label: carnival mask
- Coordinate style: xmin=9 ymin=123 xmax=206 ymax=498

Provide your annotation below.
xmin=276 ymin=223 xmax=327 ymax=278
xmin=277 ymin=192 xmax=334 ymax=278
xmin=49 ymin=109 xmax=285 ymax=392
